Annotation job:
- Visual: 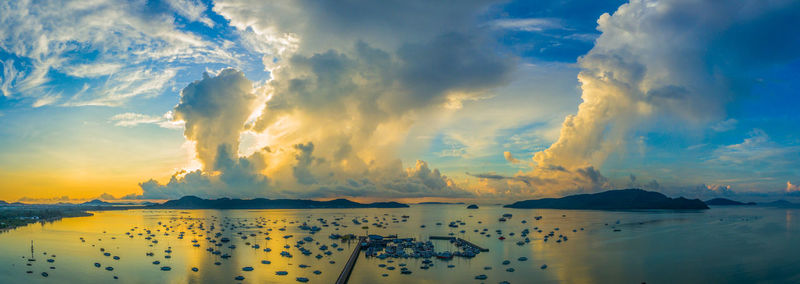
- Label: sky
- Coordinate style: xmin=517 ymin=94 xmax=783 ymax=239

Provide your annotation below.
xmin=1 ymin=0 xmax=799 ymax=203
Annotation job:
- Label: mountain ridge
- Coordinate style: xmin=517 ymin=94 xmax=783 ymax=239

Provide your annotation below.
xmin=504 ymin=189 xmax=709 ymax=210
xmin=148 ymin=196 xmax=409 ymax=209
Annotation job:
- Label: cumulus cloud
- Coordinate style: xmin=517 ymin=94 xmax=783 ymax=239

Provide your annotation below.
xmin=787 ymin=181 xmax=800 ymax=193
xmin=173 ymin=69 xmax=263 ymax=170
xmin=700 ymin=184 xmax=735 ymax=196
xmin=504 ymin=151 xmax=521 ymax=164
xmin=135 ymin=65 xmax=475 ymax=199
xmin=477 ymin=0 xmax=800 ymax=198
xmin=135 ymin=69 xmax=273 ymax=199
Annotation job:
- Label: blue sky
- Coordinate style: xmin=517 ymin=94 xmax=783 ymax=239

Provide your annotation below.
xmin=1 ymin=0 xmax=799 ymax=202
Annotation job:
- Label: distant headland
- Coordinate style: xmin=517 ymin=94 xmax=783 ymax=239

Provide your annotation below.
xmin=504 ymin=189 xmax=709 ymax=210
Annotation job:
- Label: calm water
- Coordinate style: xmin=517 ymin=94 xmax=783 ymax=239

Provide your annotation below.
xmin=1 ymin=205 xmax=798 ymax=283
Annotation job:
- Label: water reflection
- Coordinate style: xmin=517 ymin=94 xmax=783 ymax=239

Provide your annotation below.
xmin=0 ymin=206 xmax=798 ymax=283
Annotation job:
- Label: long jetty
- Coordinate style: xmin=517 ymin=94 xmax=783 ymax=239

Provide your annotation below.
xmin=336 ymin=236 xmax=366 ymax=284
xmin=429 ymin=236 xmax=489 ymax=252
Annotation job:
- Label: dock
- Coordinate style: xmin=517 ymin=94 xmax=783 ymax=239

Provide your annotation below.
xmin=335 ymin=236 xmax=366 ymax=284
xmin=429 ymin=236 xmax=489 ymax=252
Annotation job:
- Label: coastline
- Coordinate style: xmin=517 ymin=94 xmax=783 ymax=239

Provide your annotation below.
xmin=0 ymin=207 xmax=93 ymax=233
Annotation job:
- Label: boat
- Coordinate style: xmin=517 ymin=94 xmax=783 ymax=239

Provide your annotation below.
xmin=435 ymin=252 xmax=454 ymax=259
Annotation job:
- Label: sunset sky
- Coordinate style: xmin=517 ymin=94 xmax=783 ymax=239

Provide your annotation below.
xmin=1 ymin=0 xmax=799 ymax=203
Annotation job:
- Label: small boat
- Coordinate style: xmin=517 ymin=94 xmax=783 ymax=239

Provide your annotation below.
xmin=435 ymin=252 xmax=453 ymax=260
xmin=296 ymin=277 xmax=309 ymax=282
xmin=475 ymin=274 xmax=488 ymax=280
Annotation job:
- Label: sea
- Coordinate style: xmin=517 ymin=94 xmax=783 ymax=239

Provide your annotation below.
xmin=0 ymin=205 xmax=798 ymax=283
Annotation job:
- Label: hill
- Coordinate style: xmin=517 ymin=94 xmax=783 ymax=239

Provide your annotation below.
xmin=149 ymin=196 xmax=409 ymax=209
xmin=762 ymin=200 xmax=800 ymax=208
xmin=504 ymin=189 xmax=708 ymax=210
xmin=705 ymin=198 xmax=756 ymax=206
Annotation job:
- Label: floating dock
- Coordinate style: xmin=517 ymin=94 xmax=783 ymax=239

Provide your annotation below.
xmin=335 ymin=236 xmax=366 ymax=284
xmin=429 ymin=236 xmax=489 ymax=252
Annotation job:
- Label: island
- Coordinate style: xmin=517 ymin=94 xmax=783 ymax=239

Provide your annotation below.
xmin=705 ymin=198 xmax=756 ymax=206
xmin=504 ymin=189 xmax=709 ymax=210
xmin=148 ymin=196 xmax=409 ymax=209
xmin=761 ymin=200 xmax=800 ymax=208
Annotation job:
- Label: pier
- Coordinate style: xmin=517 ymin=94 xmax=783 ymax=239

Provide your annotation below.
xmin=429 ymin=236 xmax=489 ymax=252
xmin=335 ymin=236 xmax=366 ymax=284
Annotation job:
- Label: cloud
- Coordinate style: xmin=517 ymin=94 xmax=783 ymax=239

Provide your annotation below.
xmin=711 ymin=118 xmax=738 ymax=132
xmin=134 ymin=67 xmax=474 ymax=199
xmin=700 ymin=184 xmax=735 ymax=196
xmin=109 ymin=112 xmax=184 ymax=129
xmin=17 ymin=192 xmax=118 ymax=203
xmin=498 ymin=0 xmax=800 ymax=197
xmin=98 ymin=193 xmax=116 ymax=200
xmin=0 ymin=0 xmax=235 ymax=106
xmin=164 ymin=0 xmax=214 ymax=27
xmin=173 ymin=68 xmax=264 ymax=170
xmin=213 ymin=0 xmax=500 ymax=57
xmin=504 ymin=151 xmax=521 ymax=164
xmin=491 ymin=18 xmax=564 ymax=32
xmin=138 ymin=146 xmax=272 ymax=199
xmin=18 ymin=196 xmax=72 ymax=203
xmin=787 ymin=181 xmax=800 ymax=193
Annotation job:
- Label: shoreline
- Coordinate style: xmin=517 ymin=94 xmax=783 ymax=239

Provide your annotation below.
xmin=0 ymin=208 xmax=94 ymax=233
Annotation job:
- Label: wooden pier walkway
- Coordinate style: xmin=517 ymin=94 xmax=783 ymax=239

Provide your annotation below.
xmin=335 ymin=236 xmax=366 ymax=284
